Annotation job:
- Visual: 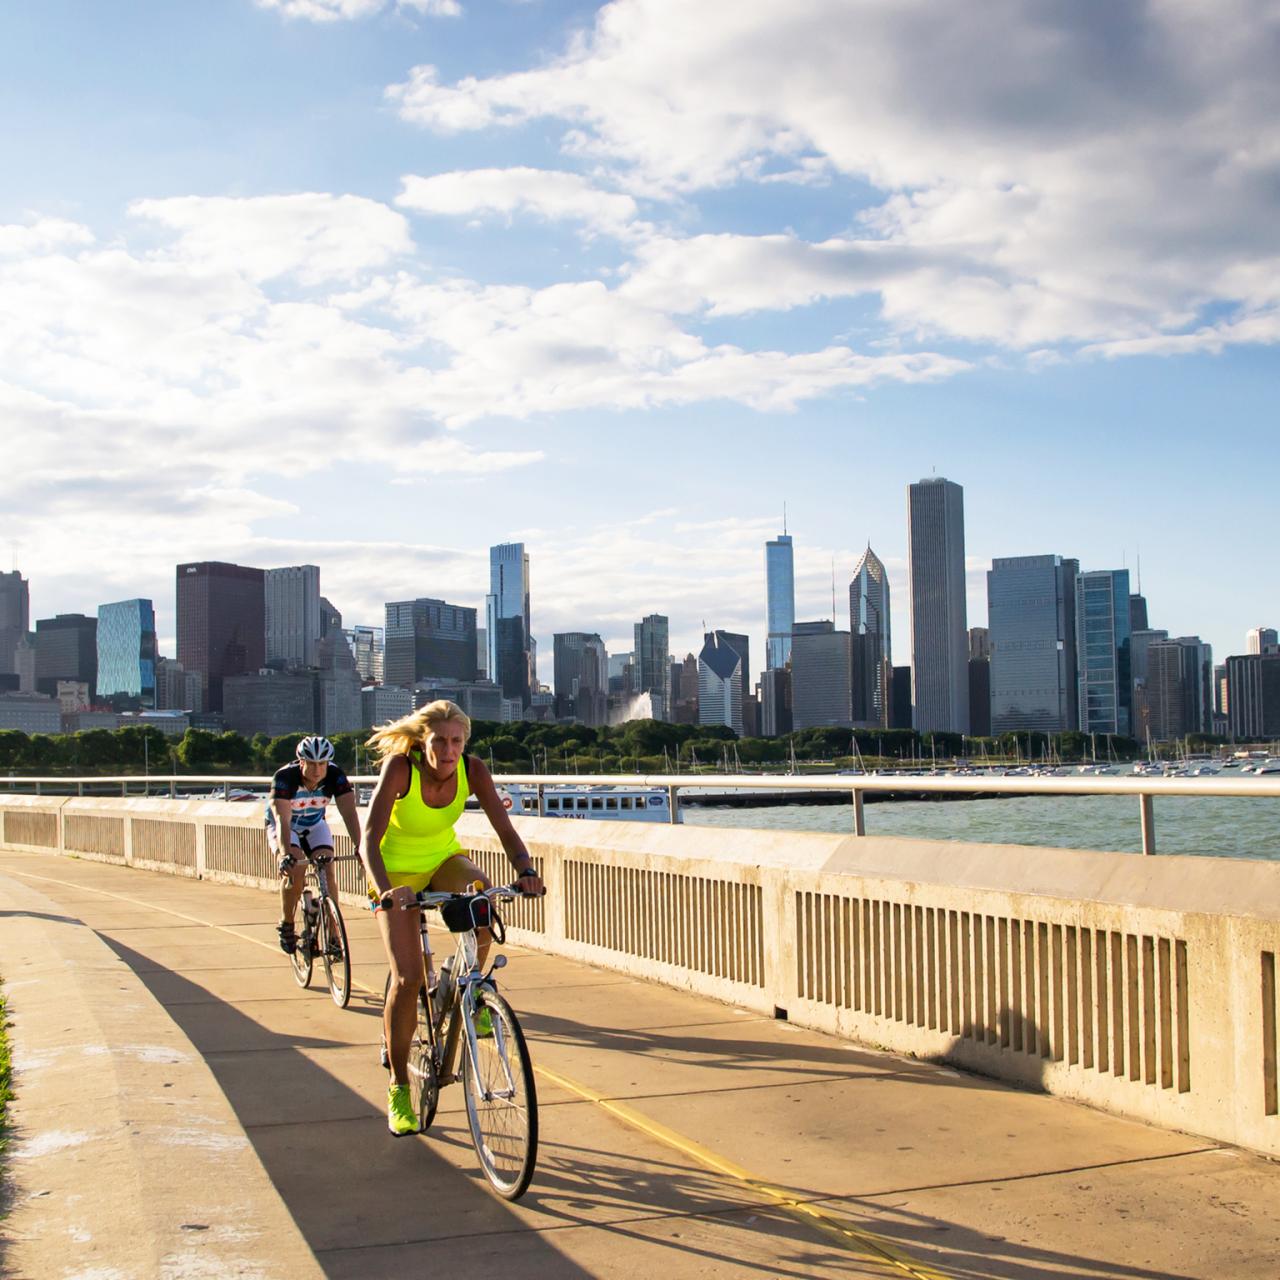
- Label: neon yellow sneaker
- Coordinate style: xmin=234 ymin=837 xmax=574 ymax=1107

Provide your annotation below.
xmin=387 ymin=1084 xmax=418 ymax=1136
xmin=474 ymin=1005 xmax=493 ymax=1039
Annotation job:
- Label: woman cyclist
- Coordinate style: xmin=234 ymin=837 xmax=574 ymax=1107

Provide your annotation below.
xmin=266 ymin=736 xmax=362 ymax=954
xmin=361 ymin=700 xmax=544 ymax=1137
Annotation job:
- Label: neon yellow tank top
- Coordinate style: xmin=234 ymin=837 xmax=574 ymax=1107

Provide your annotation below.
xmin=380 ymin=754 xmax=470 ymax=874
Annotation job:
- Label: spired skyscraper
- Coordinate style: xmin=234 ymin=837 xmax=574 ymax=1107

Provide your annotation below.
xmin=848 ymin=544 xmax=891 ymax=728
xmin=486 ymin=543 xmax=532 ymax=709
xmin=907 ymin=477 xmax=969 ymax=734
xmin=765 ymin=529 xmax=794 ymax=670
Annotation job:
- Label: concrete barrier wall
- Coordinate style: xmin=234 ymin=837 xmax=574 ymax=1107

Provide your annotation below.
xmin=4 ymin=795 xmax=1277 ymax=1157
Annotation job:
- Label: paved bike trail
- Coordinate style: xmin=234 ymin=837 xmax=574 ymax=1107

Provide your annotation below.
xmin=2 ymin=848 xmax=1279 ymax=1279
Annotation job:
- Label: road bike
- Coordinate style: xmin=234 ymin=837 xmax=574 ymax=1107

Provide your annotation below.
xmin=285 ymin=832 xmax=352 ymax=1008
xmin=381 ymin=883 xmax=538 ymax=1200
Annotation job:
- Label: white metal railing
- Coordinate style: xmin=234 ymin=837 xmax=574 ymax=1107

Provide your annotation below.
xmin=3 ymin=770 xmax=1279 ymax=855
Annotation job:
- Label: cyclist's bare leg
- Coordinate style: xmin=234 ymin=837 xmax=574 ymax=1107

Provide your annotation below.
xmin=279 ymin=860 xmax=306 ymax=926
xmin=376 ymin=902 xmax=425 ymax=1086
xmin=429 ymin=855 xmax=494 ymax=967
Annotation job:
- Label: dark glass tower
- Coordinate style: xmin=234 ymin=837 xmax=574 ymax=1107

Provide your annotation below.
xmin=176 ymin=562 xmax=266 ymax=714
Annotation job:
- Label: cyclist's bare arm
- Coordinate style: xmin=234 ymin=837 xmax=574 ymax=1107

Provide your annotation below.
xmin=271 ymin=797 xmax=296 ymax=849
xmin=361 ymin=754 xmax=410 ymax=903
xmin=467 ymin=756 xmax=544 ymax=896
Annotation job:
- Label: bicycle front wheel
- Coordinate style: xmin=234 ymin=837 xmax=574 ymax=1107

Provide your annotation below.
xmin=409 ymin=986 xmax=439 ymax=1133
xmin=290 ymin=919 xmax=314 ymax=988
xmin=461 ymin=989 xmax=538 ymax=1200
xmin=320 ymin=897 xmax=351 ymax=1008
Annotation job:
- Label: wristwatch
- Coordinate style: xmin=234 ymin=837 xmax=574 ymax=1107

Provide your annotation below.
xmin=517 ymin=867 xmax=538 ymax=879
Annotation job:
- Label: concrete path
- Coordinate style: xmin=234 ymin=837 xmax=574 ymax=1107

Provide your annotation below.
xmin=1 ymin=848 xmax=1278 ymax=1279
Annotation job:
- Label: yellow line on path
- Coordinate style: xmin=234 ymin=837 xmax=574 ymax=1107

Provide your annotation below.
xmin=5 ymin=861 xmax=949 ymax=1278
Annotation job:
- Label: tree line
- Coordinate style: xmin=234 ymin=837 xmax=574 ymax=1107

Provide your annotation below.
xmin=0 ymin=719 xmax=1209 ymax=778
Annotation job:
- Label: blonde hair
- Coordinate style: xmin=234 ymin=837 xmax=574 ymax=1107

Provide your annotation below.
xmin=366 ymin=699 xmax=472 ymax=764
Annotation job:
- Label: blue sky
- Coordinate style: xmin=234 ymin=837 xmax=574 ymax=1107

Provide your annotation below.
xmin=5 ymin=0 xmax=1279 ymax=677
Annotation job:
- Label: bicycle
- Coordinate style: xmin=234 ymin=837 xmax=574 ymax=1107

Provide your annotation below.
xmin=284 ymin=831 xmax=352 ymax=1009
xmin=380 ymin=883 xmax=538 ymax=1200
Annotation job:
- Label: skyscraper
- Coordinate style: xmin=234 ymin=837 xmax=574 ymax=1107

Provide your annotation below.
xmin=97 ymin=598 xmax=157 ymax=707
xmin=384 ymin=599 xmax=478 ymax=688
xmin=1074 ymin=569 xmax=1131 ymax=737
xmin=790 ymin=620 xmax=852 ymax=729
xmin=486 ymin=543 xmax=531 ymax=708
xmin=0 ymin=570 xmax=29 ymax=676
xmin=344 ymin=625 xmax=385 ymax=684
xmin=907 ymin=477 xmax=969 ymax=733
xmin=697 ymin=631 xmax=743 ymax=734
xmin=633 ymin=614 xmax=671 ymax=720
xmin=987 ymin=555 xmax=1079 ymax=734
xmin=264 ymin=565 xmax=321 ymax=669
xmin=553 ymin=632 xmax=608 ymax=726
xmin=710 ymin=628 xmax=750 ymax=731
xmin=1129 ymin=627 xmax=1169 ymax=745
xmin=176 ymin=561 xmax=266 ymax=714
xmin=1247 ymin=626 xmax=1278 ymax=655
xmin=765 ymin=531 xmax=795 ymax=669
xmin=35 ymin=613 xmax=99 ymax=701
xmin=848 ymin=544 xmax=891 ymax=727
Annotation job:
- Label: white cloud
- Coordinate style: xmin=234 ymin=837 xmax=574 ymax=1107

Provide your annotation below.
xmin=130 ymin=193 xmax=412 ymax=285
xmin=256 ymin=0 xmax=383 ymax=21
xmin=388 ymin=0 xmax=1280 ymax=352
xmin=397 ymin=168 xmax=641 ymax=238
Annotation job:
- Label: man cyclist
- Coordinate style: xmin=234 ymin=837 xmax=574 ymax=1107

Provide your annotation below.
xmin=266 ymin=736 xmax=362 ymax=954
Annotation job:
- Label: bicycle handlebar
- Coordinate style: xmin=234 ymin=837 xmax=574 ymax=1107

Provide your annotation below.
xmin=406 ymin=884 xmax=527 ymax=910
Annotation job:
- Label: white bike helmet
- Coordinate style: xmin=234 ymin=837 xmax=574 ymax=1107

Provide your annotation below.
xmin=296 ymin=735 xmax=335 ymax=764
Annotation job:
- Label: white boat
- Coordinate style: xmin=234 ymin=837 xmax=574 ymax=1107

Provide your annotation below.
xmin=488 ymin=783 xmax=676 ymax=822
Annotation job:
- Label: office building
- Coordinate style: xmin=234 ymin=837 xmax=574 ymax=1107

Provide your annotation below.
xmin=967 ymin=626 xmax=991 ymax=737
xmin=0 ymin=570 xmax=29 ymax=676
xmin=633 ymin=614 xmax=671 ymax=721
xmin=264 ymin=565 xmax=321 ymax=669
xmin=791 ymin=621 xmax=852 ymax=729
xmin=765 ymin=531 xmax=795 ymax=669
xmin=987 ymin=555 xmax=1079 ymax=734
xmin=344 ymin=625 xmax=385 ymax=684
xmin=697 ymin=631 xmax=744 ymax=734
xmin=223 ymin=670 xmax=316 ymax=738
xmin=709 ymin=628 xmax=751 ymax=733
xmin=362 ymin=683 xmax=413 ymax=728
xmin=671 ymin=652 xmax=699 ymax=724
xmin=413 ymin=678 xmax=507 ymax=723
xmin=1247 ymin=627 xmax=1278 ymax=655
xmin=154 ymin=657 xmax=203 ymax=713
xmin=316 ymin=628 xmax=363 ymax=735
xmin=486 ymin=543 xmax=532 ymax=708
xmin=908 ymin=477 xmax=969 ymax=733
xmin=1226 ymin=654 xmax=1280 ymax=740
xmin=35 ymin=613 xmax=98 ymax=702
xmin=0 ymin=692 xmax=61 ymax=733
xmin=96 ymin=599 xmax=157 ymax=708
xmin=1129 ymin=593 xmax=1149 ymax=633
xmin=1074 ymin=569 xmax=1132 ymax=737
xmin=890 ymin=666 xmax=912 ymax=730
xmin=13 ymin=636 xmax=35 ymax=693
xmin=759 ymin=666 xmax=792 ymax=737
xmin=384 ymin=598 xmax=478 ymax=688
xmin=1173 ymin=636 xmax=1214 ymax=735
xmin=849 ymin=544 xmax=892 ymax=728
xmin=553 ymin=632 xmax=608 ymax=726
xmin=1129 ymin=628 xmax=1169 ymax=745
xmin=1145 ymin=638 xmax=1213 ymax=742
xmin=176 ymin=561 xmax=266 ymax=714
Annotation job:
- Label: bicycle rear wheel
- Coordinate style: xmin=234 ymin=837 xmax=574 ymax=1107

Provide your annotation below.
xmin=461 ymin=988 xmax=537 ymax=1200
xmin=320 ymin=896 xmax=351 ymax=1008
xmin=290 ymin=917 xmax=313 ymax=988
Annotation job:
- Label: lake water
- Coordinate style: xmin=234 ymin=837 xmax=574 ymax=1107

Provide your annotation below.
xmin=682 ymin=793 xmax=1280 ymax=861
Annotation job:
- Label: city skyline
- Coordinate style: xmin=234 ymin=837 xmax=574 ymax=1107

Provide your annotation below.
xmin=3 ymin=3 xmax=1278 ymax=674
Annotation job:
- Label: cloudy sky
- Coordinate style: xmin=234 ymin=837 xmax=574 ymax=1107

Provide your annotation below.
xmin=5 ymin=0 xmax=1279 ymax=675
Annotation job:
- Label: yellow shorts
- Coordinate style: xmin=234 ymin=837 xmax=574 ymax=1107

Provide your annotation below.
xmin=367 ymin=869 xmax=435 ymax=911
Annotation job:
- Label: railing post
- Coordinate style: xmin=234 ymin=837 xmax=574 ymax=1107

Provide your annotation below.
xmin=223 ymin=782 xmax=231 ymax=801
xmin=536 ymin=783 xmax=544 ymax=817
xmin=78 ymin=781 xmax=85 ymax=797
xmin=668 ymin=785 xmax=680 ymax=824
xmin=852 ymin=788 xmax=865 ymax=837
xmin=169 ymin=780 xmax=177 ymax=799
xmin=1140 ymin=793 xmax=1156 ymax=855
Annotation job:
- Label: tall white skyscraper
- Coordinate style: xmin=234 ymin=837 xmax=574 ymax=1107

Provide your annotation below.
xmin=907 ymin=477 xmax=969 ymax=734
xmin=849 ymin=544 xmax=891 ymax=728
xmin=765 ymin=531 xmax=794 ymax=670
xmin=486 ymin=542 xmax=531 ymax=708
xmin=264 ymin=565 xmax=321 ymax=669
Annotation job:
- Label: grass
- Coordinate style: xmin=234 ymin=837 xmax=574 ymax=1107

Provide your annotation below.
xmin=0 ymin=980 xmax=11 ymax=1199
